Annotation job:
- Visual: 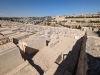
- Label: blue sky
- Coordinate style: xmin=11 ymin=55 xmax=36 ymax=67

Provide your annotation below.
xmin=0 ymin=0 xmax=100 ymax=17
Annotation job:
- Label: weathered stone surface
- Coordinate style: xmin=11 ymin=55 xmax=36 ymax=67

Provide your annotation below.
xmin=0 ymin=42 xmax=24 ymax=75
xmin=86 ymin=36 xmax=100 ymax=75
xmin=18 ymin=35 xmax=46 ymax=54
xmin=14 ymin=64 xmax=40 ymax=75
xmin=76 ymin=35 xmax=88 ymax=75
xmin=6 ymin=60 xmax=28 ymax=75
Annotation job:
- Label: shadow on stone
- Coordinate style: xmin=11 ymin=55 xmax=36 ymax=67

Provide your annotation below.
xmin=54 ymin=37 xmax=83 ymax=75
xmin=46 ymin=40 xmax=50 ymax=46
xmin=95 ymin=31 xmax=100 ymax=37
xmin=87 ymin=53 xmax=100 ymax=75
xmin=21 ymin=51 xmax=44 ymax=75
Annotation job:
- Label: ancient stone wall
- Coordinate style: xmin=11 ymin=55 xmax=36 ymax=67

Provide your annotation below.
xmin=76 ymin=35 xmax=88 ymax=75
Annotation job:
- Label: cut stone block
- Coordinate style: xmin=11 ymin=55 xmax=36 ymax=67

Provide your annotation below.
xmin=0 ymin=42 xmax=24 ymax=75
xmin=18 ymin=35 xmax=46 ymax=54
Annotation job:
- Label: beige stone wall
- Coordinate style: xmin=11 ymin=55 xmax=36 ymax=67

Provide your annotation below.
xmin=76 ymin=35 xmax=88 ymax=75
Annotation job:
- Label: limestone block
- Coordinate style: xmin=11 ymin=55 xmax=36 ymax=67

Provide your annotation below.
xmin=18 ymin=36 xmax=46 ymax=54
xmin=74 ymin=36 xmax=79 ymax=40
xmin=0 ymin=42 xmax=24 ymax=75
